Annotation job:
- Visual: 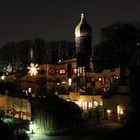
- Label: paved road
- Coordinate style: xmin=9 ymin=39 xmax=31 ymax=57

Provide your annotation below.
xmin=29 ymin=122 xmax=122 ymax=140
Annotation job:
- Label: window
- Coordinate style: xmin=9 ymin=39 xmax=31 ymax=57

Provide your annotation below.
xmin=48 ymin=67 xmax=55 ymax=75
xmin=59 ymin=69 xmax=66 ymax=74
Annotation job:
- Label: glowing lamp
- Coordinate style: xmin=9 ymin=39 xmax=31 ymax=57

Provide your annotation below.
xmin=28 ymin=63 xmax=39 ymax=76
xmin=1 ymin=75 xmax=5 ymax=80
xmin=107 ymin=109 xmax=111 ymax=114
xmin=29 ymin=121 xmax=36 ymax=133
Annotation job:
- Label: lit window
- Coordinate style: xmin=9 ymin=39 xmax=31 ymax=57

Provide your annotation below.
xmin=28 ymin=88 xmax=32 ymax=93
xmin=117 ymin=105 xmax=124 ymax=115
xmin=93 ymin=101 xmax=98 ymax=107
xmin=57 ymin=83 xmax=60 ymax=86
xmin=98 ymin=77 xmax=102 ymax=82
xmin=88 ymin=102 xmax=93 ymax=108
xmin=82 ymin=102 xmax=88 ymax=110
xmin=107 ymin=109 xmax=111 ymax=114
xmin=61 ymin=78 xmax=66 ymax=84
xmin=115 ymin=76 xmax=119 ymax=79
xmin=73 ymin=68 xmax=77 ymax=74
xmin=56 ymin=69 xmax=59 ymax=73
xmin=68 ymin=78 xmax=72 ymax=86
xmin=100 ymin=101 xmax=103 ymax=106
xmin=103 ymin=88 xmax=106 ymax=92
xmin=59 ymin=69 xmax=66 ymax=74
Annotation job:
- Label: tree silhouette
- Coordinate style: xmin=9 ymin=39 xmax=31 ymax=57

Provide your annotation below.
xmin=93 ymin=21 xmax=140 ymax=74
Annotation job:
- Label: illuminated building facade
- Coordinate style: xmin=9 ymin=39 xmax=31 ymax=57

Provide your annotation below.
xmin=19 ymin=13 xmax=126 ymax=117
xmin=0 ymin=95 xmax=31 ymax=120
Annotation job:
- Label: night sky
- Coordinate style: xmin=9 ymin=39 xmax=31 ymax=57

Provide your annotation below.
xmin=0 ymin=0 xmax=140 ymax=48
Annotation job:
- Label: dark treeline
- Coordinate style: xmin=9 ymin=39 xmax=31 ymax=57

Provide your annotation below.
xmin=0 ymin=39 xmax=75 ymax=72
xmin=93 ymin=21 xmax=140 ymax=73
xmin=93 ymin=20 xmax=140 ymax=125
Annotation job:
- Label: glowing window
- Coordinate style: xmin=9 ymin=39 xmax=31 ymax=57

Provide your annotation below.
xmin=88 ymin=102 xmax=93 ymax=108
xmin=93 ymin=101 xmax=98 ymax=107
xmin=28 ymin=88 xmax=32 ymax=93
xmin=73 ymin=68 xmax=77 ymax=74
xmin=100 ymin=101 xmax=103 ymax=106
xmin=61 ymin=78 xmax=66 ymax=84
xmin=82 ymin=102 xmax=88 ymax=110
xmin=68 ymin=78 xmax=72 ymax=86
xmin=98 ymin=77 xmax=102 ymax=82
xmin=59 ymin=69 xmax=66 ymax=74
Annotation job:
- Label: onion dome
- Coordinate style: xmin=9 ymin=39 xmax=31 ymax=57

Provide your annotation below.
xmin=75 ymin=13 xmax=92 ymax=37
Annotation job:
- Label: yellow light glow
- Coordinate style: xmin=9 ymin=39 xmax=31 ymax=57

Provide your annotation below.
xmin=98 ymin=77 xmax=102 ymax=82
xmin=100 ymin=101 xmax=103 ymax=106
xmin=107 ymin=109 xmax=111 ymax=114
xmin=75 ymin=31 xmax=81 ymax=37
xmin=28 ymin=63 xmax=39 ymax=76
xmin=68 ymin=78 xmax=72 ymax=86
xmin=1 ymin=75 xmax=5 ymax=80
xmin=28 ymin=87 xmax=32 ymax=93
xmin=117 ymin=105 xmax=124 ymax=115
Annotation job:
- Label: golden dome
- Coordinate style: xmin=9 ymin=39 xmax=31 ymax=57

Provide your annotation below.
xmin=75 ymin=13 xmax=92 ymax=37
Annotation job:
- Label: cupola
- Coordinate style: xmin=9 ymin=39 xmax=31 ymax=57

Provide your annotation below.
xmin=75 ymin=13 xmax=92 ymax=38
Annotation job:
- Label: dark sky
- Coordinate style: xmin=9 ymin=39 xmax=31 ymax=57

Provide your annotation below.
xmin=0 ymin=0 xmax=140 ymax=48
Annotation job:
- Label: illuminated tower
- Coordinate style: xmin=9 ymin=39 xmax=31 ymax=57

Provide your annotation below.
xmin=75 ymin=13 xmax=92 ymax=93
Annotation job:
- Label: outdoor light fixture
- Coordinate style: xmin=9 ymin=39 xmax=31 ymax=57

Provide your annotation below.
xmin=28 ymin=63 xmax=39 ymax=76
xmin=1 ymin=75 xmax=5 ymax=80
xmin=29 ymin=121 xmax=36 ymax=133
xmin=107 ymin=109 xmax=111 ymax=116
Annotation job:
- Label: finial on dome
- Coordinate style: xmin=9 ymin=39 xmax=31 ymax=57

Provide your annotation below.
xmin=75 ymin=13 xmax=92 ymax=37
xmin=81 ymin=13 xmax=85 ymax=19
